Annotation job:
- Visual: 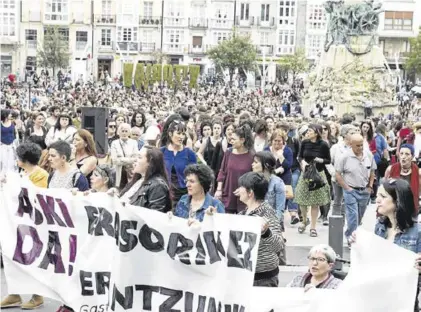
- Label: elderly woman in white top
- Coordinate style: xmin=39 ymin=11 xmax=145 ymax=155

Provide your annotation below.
xmin=110 ymin=123 xmax=138 ymax=189
xmin=45 ymin=114 xmax=77 ymax=147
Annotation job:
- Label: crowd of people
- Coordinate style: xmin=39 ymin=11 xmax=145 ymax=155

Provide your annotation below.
xmin=2 ymin=78 xmax=421 ymax=311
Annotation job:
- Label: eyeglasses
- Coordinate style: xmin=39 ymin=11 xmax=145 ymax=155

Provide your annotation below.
xmin=307 ymin=256 xmax=328 ymax=263
xmin=109 ymin=125 xmax=116 ymax=128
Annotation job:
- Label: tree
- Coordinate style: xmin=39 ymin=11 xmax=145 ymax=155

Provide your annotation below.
xmin=277 ymin=48 xmax=309 ymax=81
xmin=405 ymin=28 xmax=421 ymax=76
xmin=207 ymin=34 xmax=257 ymax=83
xmin=37 ymin=26 xmax=71 ymax=76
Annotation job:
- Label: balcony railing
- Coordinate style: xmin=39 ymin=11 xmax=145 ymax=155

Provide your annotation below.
xmin=163 ymin=17 xmax=187 ymax=27
xmin=117 ymin=42 xmax=139 ymax=52
xmin=235 ymin=16 xmax=254 ymax=26
xmin=209 ymin=18 xmax=234 ymax=29
xmin=256 ymin=45 xmax=274 ymax=55
xmin=257 ymin=17 xmax=275 ymax=27
xmin=76 ymin=41 xmax=87 ymax=51
xmin=26 ymin=40 xmax=37 ymax=49
xmin=94 ymin=14 xmax=116 ymax=24
xmin=188 ymin=44 xmax=208 ymax=54
xmin=98 ymin=41 xmax=115 ymax=52
xmin=139 ymin=16 xmax=161 ymax=26
xmin=140 ymin=42 xmax=155 ymax=52
xmin=188 ymin=18 xmax=208 ymax=28
xmin=163 ymin=43 xmax=187 ymax=54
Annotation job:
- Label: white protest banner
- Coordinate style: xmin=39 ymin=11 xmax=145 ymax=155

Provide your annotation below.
xmin=0 ymin=173 xmax=262 ymax=311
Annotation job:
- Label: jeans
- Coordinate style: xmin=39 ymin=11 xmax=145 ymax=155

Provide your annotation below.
xmin=332 ymin=181 xmax=345 ymax=216
xmin=287 ymin=169 xmax=300 ymax=212
xmin=253 ymin=275 xmax=279 ymax=287
xmin=343 ymin=189 xmax=370 ymax=238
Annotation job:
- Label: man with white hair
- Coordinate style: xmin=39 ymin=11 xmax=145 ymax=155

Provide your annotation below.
xmin=286 ymin=244 xmax=342 ymax=290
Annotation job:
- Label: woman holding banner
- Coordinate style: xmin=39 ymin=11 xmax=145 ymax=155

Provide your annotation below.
xmin=119 ymin=146 xmax=172 ymax=212
xmin=0 ymin=142 xmax=46 ymax=309
xmin=235 ymin=172 xmax=285 ymax=287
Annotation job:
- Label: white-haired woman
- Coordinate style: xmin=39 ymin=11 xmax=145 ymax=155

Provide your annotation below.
xmin=287 ymin=244 xmax=342 ymax=290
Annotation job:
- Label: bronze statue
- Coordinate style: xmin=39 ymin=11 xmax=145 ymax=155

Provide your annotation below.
xmin=324 ymin=0 xmax=383 ymax=55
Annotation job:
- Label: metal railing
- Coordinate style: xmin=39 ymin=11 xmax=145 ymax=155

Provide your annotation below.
xmin=117 ymin=42 xmax=139 ymax=52
xmin=209 ymin=18 xmax=234 ymax=29
xmin=188 ymin=44 xmax=208 ymax=54
xmin=163 ymin=43 xmax=187 ymax=54
xmin=94 ymin=14 xmax=116 ymax=24
xmin=189 ymin=17 xmax=208 ymax=28
xmin=139 ymin=16 xmax=161 ymax=26
xmin=235 ymin=16 xmax=254 ymax=26
xmin=163 ymin=17 xmax=187 ymax=27
xmin=256 ymin=17 xmax=275 ymax=27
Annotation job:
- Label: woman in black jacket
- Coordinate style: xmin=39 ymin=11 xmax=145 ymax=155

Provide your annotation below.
xmin=119 ymin=146 xmax=172 ymax=212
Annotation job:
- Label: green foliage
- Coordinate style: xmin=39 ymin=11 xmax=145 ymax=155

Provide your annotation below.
xmin=134 ymin=63 xmax=145 ymax=90
xmin=207 ymin=34 xmax=257 ymax=81
xmin=152 ymin=64 xmax=162 ymax=83
xmin=165 ymin=65 xmax=174 ymax=88
xmin=189 ymin=65 xmax=200 ymax=88
xmin=182 ymin=65 xmax=189 ymax=80
xmin=277 ymin=48 xmax=309 ymax=80
xmin=145 ymin=64 xmax=152 ymax=90
xmin=37 ymin=26 xmax=71 ymax=76
xmin=174 ymin=65 xmax=183 ymax=88
xmin=405 ymin=28 xmax=421 ymax=75
xmin=123 ymin=63 xmax=134 ymax=88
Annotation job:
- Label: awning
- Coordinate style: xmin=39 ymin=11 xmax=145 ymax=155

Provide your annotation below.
xmin=97 ymin=55 xmax=114 ymax=60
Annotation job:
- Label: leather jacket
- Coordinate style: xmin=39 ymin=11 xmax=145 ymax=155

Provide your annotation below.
xmin=129 ymin=176 xmax=172 ymax=212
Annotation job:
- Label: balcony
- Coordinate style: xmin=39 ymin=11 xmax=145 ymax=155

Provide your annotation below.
xmin=139 ymin=42 xmax=155 ymax=53
xmin=383 ymin=51 xmax=410 ymax=63
xmin=117 ymin=42 xmax=139 ymax=53
xmin=188 ymin=44 xmax=208 ymax=54
xmin=98 ymin=41 xmax=115 ymax=52
xmin=163 ymin=43 xmax=187 ymax=54
xmin=236 ymin=16 xmax=254 ymax=27
xmin=76 ymin=41 xmax=87 ymax=51
xmin=163 ymin=17 xmax=188 ymax=27
xmin=257 ymin=17 xmax=275 ymax=27
xmin=256 ymin=45 xmax=274 ymax=55
xmin=210 ymin=18 xmax=234 ymax=29
xmin=139 ymin=16 xmax=161 ymax=27
xmin=26 ymin=40 xmax=37 ymax=49
xmin=94 ymin=15 xmax=116 ymax=24
xmin=189 ymin=18 xmax=208 ymax=28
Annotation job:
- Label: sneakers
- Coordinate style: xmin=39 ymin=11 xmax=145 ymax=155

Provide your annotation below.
xmin=21 ymin=295 xmax=44 ymax=310
xmin=322 ymin=216 xmax=329 ymax=226
xmin=0 ymin=294 xmax=22 ymax=308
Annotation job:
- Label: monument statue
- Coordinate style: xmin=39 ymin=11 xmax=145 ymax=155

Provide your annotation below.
xmin=324 ymin=0 xmax=383 ymax=55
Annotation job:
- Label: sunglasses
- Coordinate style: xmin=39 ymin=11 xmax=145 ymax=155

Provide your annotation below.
xmin=108 ymin=125 xmax=116 ymax=128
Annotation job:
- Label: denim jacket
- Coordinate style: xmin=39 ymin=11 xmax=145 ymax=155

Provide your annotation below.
xmin=174 ymin=193 xmax=225 ymax=222
xmin=265 ymin=175 xmax=286 ymax=219
xmin=374 ymin=218 xmax=421 ymax=253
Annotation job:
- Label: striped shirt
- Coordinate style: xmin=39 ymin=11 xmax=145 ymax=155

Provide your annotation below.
xmin=238 ymin=201 xmax=285 ymax=277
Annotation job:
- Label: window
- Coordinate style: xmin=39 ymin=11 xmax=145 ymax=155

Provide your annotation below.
xmin=278 ymin=30 xmax=295 ymax=54
xmin=44 ymin=27 xmax=69 ymax=41
xmin=45 ymin=0 xmax=68 ymax=21
xmin=165 ymin=29 xmax=184 ymax=52
xmin=144 ymin=1 xmax=153 ymax=18
xmin=101 ymin=29 xmax=111 ymax=46
xmin=25 ymin=29 xmax=37 ymax=40
xmin=279 ymin=0 xmax=295 ymax=27
xmin=117 ymin=26 xmax=137 ymax=42
xmin=306 ymin=34 xmax=323 ymax=58
xmin=76 ymin=30 xmax=87 ymax=50
xmin=384 ymin=11 xmax=413 ymax=31
xmin=166 ymin=2 xmax=184 ymax=26
xmin=261 ymin=4 xmax=270 ymax=22
xmin=102 ymin=0 xmax=111 ymax=15
xmin=213 ymin=3 xmax=233 ymax=28
xmin=0 ymin=11 xmax=16 ymax=36
xmin=240 ymin=3 xmax=249 ymax=20
xmin=214 ymin=31 xmax=230 ymax=44
xmin=1 ymin=0 xmax=16 ymax=9
xmin=192 ymin=36 xmax=202 ymax=48
xmin=307 ymin=4 xmax=326 ymax=30
xmin=141 ymin=30 xmax=154 ymax=51
xmin=260 ymin=32 xmax=269 ymax=45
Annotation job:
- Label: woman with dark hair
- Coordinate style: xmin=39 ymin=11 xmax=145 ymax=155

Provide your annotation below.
xmin=47 ymin=140 xmax=89 ymax=191
xmin=197 ymin=119 xmax=223 ymax=166
xmin=119 ymin=146 xmax=171 ymax=212
xmin=294 ymin=124 xmax=331 ymax=237
xmin=115 ymin=114 xmax=126 ymax=129
xmin=215 ymin=125 xmax=254 ymax=213
xmin=351 ymin=179 xmax=421 ymax=311
xmin=174 ymin=164 xmax=225 ymax=221
xmin=72 ymin=129 xmax=98 ymax=187
xmin=90 ymin=164 xmax=115 ymax=193
xmin=194 ymin=120 xmax=212 ymax=151
xmin=131 ymin=111 xmax=146 ymax=135
xmin=25 ymin=112 xmax=47 ymax=150
xmin=0 ymin=142 xmax=46 ymax=309
xmin=360 ymin=120 xmax=375 ymax=154
xmin=160 ymin=120 xmax=197 ymax=206
xmin=159 ymin=114 xmax=184 ymax=148
xmin=252 ymin=151 xmax=286 ymax=232
xmin=0 ymin=109 xmax=17 ymax=172
xmin=236 ymin=172 xmax=285 ymax=286
xmin=254 ymin=119 xmax=269 ymax=152
xmin=45 ymin=114 xmax=77 ymax=146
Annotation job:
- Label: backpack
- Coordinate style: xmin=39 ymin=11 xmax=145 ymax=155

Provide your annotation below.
xmin=47 ymin=170 xmax=82 ymax=188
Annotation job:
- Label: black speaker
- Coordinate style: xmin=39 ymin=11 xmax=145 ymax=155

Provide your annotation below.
xmin=81 ymin=107 xmax=109 ymax=155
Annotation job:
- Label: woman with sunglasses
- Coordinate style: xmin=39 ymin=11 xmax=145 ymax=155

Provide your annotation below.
xmin=350 ymin=179 xmax=421 ymax=311
xmin=119 ymin=146 xmax=171 ymax=212
xmin=160 ymin=119 xmax=197 ymax=206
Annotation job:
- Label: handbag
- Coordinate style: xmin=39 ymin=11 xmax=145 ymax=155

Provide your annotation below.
xmin=285 ymin=185 xmax=294 ymax=199
xmin=303 ymin=162 xmax=326 ymax=191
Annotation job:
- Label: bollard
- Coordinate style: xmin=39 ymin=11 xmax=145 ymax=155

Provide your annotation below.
xmin=328 ymin=215 xmax=344 ymax=270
